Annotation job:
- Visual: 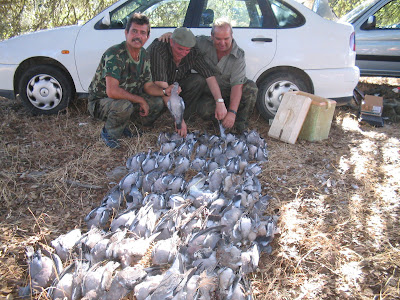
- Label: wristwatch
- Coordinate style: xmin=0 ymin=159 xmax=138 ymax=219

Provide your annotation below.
xmin=216 ymin=98 xmax=224 ymax=103
xmin=162 ymin=88 xmax=168 ymax=96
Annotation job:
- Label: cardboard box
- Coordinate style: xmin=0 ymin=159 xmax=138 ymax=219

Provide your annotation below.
xmin=361 ymin=95 xmax=383 ymax=116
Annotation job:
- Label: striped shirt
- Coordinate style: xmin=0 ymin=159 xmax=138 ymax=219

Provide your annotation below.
xmin=147 ymin=39 xmax=216 ymax=84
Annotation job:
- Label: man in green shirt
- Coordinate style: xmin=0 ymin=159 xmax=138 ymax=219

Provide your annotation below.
xmin=88 ymin=13 xmax=174 ymax=148
xmin=196 ymin=19 xmax=258 ymax=134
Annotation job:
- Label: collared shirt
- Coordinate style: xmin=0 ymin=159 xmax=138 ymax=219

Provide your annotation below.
xmin=147 ymin=39 xmax=215 ymax=84
xmin=88 ymin=41 xmax=152 ymax=101
xmin=196 ymin=36 xmax=247 ymax=89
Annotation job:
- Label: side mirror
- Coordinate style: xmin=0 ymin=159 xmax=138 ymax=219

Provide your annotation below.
xmin=361 ymin=15 xmax=376 ymax=30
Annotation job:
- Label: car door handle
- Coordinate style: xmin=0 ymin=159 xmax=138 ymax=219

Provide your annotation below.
xmin=251 ymin=38 xmax=273 ymax=42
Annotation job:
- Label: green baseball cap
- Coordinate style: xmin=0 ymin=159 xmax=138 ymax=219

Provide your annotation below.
xmin=171 ymin=27 xmax=196 ymax=48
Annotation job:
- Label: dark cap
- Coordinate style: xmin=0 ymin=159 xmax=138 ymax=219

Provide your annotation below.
xmin=171 ymin=27 xmax=196 ymax=48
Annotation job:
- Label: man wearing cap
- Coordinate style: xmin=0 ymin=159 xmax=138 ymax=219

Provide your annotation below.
xmin=158 ymin=19 xmax=258 ymax=134
xmin=88 ymin=13 xmax=175 ymax=148
xmin=148 ymin=27 xmax=227 ymax=137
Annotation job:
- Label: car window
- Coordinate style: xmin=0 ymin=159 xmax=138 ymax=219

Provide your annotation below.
xmin=200 ymin=0 xmax=263 ymax=28
xmin=108 ymin=0 xmax=190 ymax=29
xmin=373 ymin=0 xmax=400 ymax=29
xmin=110 ymin=1 xmax=141 ymax=27
xmin=269 ymin=0 xmax=305 ymax=28
xmin=144 ymin=0 xmax=190 ymax=27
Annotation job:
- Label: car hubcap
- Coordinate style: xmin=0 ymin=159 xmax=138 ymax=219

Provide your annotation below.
xmin=265 ymin=80 xmax=299 ymax=115
xmin=26 ymin=74 xmax=62 ymax=110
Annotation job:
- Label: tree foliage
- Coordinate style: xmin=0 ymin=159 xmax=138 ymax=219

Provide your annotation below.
xmin=0 ymin=0 xmax=115 ymax=40
xmin=329 ymin=0 xmax=362 ymax=17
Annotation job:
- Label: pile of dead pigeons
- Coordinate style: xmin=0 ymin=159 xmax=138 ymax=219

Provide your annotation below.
xmin=20 ymin=130 xmax=279 ymax=299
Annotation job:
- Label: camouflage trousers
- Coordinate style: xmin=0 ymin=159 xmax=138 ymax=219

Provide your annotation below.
xmin=88 ymin=94 xmax=164 ymax=139
xmin=195 ymin=78 xmax=258 ymax=132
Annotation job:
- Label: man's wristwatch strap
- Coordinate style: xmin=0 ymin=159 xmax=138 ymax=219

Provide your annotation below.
xmin=228 ymin=109 xmax=237 ymax=115
xmin=216 ymin=98 xmax=224 ymax=103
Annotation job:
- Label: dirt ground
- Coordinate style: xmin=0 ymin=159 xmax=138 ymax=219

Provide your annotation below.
xmin=0 ymin=77 xmax=399 ymax=299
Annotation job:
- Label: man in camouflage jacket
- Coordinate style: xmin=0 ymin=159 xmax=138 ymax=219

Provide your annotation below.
xmin=88 ymin=13 xmax=174 ymax=148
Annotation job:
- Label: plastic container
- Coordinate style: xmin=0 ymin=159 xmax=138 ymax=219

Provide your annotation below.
xmin=294 ymin=91 xmax=337 ymax=141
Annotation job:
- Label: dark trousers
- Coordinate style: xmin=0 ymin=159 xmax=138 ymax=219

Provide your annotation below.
xmin=176 ymin=73 xmax=208 ymax=120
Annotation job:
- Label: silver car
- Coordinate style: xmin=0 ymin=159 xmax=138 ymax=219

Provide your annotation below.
xmin=340 ymin=0 xmax=400 ymax=77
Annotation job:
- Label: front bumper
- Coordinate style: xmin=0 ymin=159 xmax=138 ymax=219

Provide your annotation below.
xmin=0 ymin=63 xmax=17 ymax=98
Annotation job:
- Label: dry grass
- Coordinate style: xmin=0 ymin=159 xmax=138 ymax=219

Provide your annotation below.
xmin=0 ymin=77 xmax=399 ymax=299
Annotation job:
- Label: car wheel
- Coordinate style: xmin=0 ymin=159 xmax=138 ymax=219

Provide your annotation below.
xmin=18 ymin=65 xmax=73 ymax=115
xmin=256 ymin=72 xmax=312 ymax=120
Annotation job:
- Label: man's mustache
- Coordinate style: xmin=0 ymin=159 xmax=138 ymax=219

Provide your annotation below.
xmin=132 ymin=38 xmax=143 ymax=44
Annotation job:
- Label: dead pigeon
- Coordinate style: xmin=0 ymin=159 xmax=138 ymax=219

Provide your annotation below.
xmin=151 ymin=232 xmax=180 ymax=265
xmin=82 ymin=260 xmax=120 ymax=298
xmin=105 ymin=265 xmax=147 ymax=299
xmin=218 ymin=267 xmax=235 ymax=298
xmin=173 ymin=155 xmax=190 ymax=175
xmin=20 ymin=247 xmax=61 ymax=296
xmin=84 ymin=205 xmax=112 ymax=229
xmin=142 ymin=150 xmax=157 ymax=174
xmin=241 ymin=243 xmax=260 ymax=274
xmin=126 ymin=152 xmax=147 ymax=172
xmin=156 ymin=152 xmax=173 ymax=172
xmin=108 ymin=232 xmax=160 ymax=268
xmin=134 ymin=274 xmax=164 ymax=300
xmin=160 ymin=141 xmax=177 ymax=155
xmin=48 ymin=263 xmax=75 ymax=300
xmin=195 ymin=143 xmax=209 ymax=158
xmin=167 ymin=82 xmax=185 ymax=130
xmin=119 ymin=171 xmax=142 ymax=196
xmin=51 ymin=228 xmax=82 ymax=262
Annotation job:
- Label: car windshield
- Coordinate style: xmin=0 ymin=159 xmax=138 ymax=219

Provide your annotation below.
xmin=339 ymin=0 xmax=380 ymax=23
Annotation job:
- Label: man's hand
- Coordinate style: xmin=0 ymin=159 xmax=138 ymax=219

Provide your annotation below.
xmin=139 ymin=99 xmax=149 ymax=117
xmin=164 ymin=83 xmax=181 ymax=97
xmin=158 ymin=32 xmax=172 ymax=43
xmin=176 ymin=119 xmax=187 ymax=137
xmin=215 ymin=102 xmax=227 ymax=120
xmin=222 ymin=111 xmax=236 ymax=129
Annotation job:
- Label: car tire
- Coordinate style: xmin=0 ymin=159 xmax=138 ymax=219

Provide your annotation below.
xmin=256 ymin=71 xmax=312 ymax=120
xmin=18 ymin=65 xmax=73 ymax=115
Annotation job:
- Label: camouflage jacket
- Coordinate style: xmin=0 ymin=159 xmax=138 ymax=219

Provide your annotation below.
xmin=88 ymin=41 xmax=152 ymax=101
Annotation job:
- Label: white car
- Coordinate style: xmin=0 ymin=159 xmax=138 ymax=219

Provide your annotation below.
xmin=0 ymin=0 xmax=359 ymax=119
